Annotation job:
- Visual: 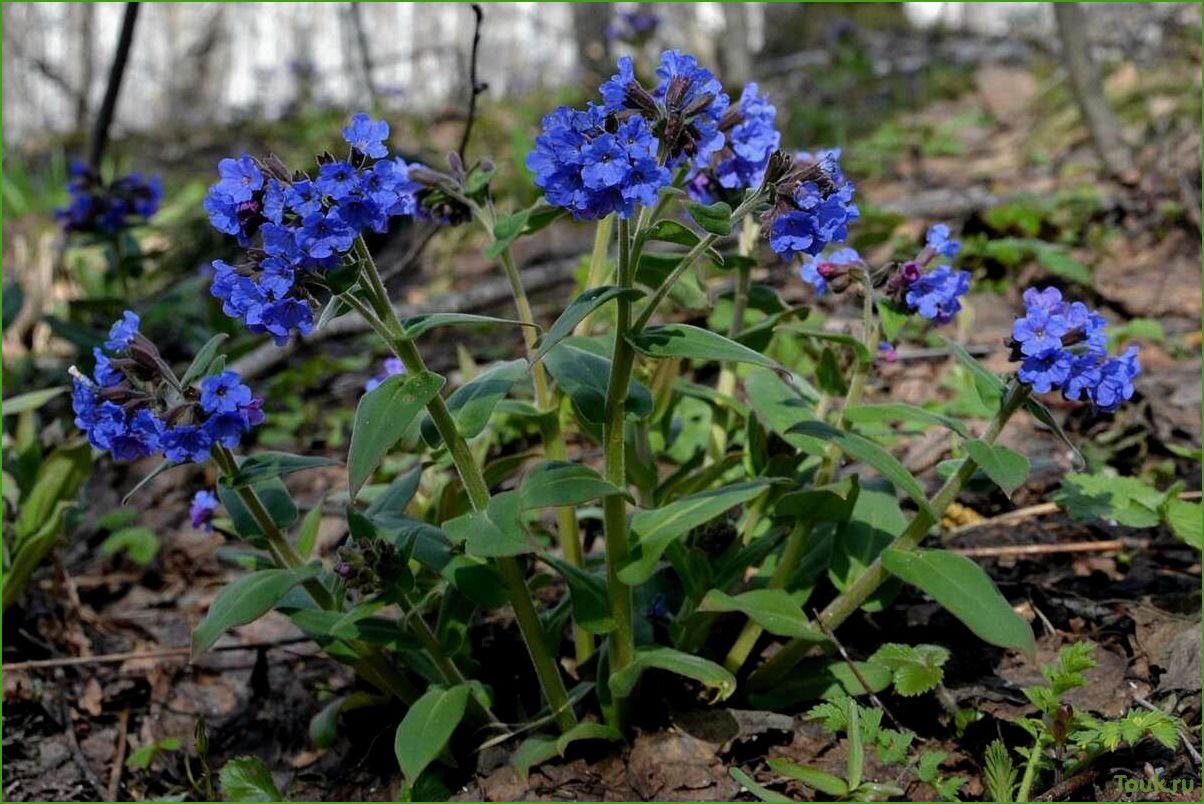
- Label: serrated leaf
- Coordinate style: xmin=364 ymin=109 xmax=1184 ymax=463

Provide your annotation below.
xmin=1163 ymin=498 xmax=1202 ymax=549
xmin=1053 ymin=473 xmax=1165 ymax=528
xmin=869 ymin=643 xmax=950 ymax=696
xmin=348 ymin=371 xmax=444 ymax=499
xmin=965 ymin=439 xmax=1029 ymax=497
xmin=219 ymin=756 xmax=283 ymax=802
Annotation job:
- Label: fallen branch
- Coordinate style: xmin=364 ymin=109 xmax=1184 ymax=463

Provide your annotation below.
xmin=4 ymin=635 xmax=313 ymax=672
xmin=944 ymin=491 xmax=1202 ymax=541
xmin=953 ymin=538 xmax=1149 ymax=559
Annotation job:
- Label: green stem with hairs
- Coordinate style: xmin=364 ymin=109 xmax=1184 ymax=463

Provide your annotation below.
xmin=348 ymin=239 xmax=577 ymax=731
xmin=1016 ymin=733 xmax=1048 ymax=802
xmin=749 ymin=382 xmax=1031 ymax=690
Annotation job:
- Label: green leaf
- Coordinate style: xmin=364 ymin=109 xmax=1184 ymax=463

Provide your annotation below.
xmin=744 ymin=368 xmax=825 ymax=452
xmin=218 ymin=477 xmax=297 ymax=539
xmin=191 ymin=566 xmax=319 ymax=657
xmin=443 ymin=491 xmax=533 ymax=558
xmin=394 ymin=685 xmax=471 ymax=783
xmin=943 ymin=337 xmax=1004 ymax=409
xmin=1023 ymin=397 xmax=1084 ymax=469
xmin=486 ymin=209 xmax=530 ymax=259
xmin=685 ymin=200 xmax=732 ymax=236
xmin=1053 ymin=473 xmax=1165 ymax=528
xmin=829 ymin=485 xmax=906 ymax=610
xmin=845 ymin=403 xmax=969 ymax=438
xmin=540 ymin=553 xmax=613 ymax=634
xmin=697 ymin=589 xmax=824 ymax=640
xmin=347 ymin=371 xmax=444 ymax=499
xmin=99 ymin=526 xmax=158 ymax=565
xmin=788 ymin=422 xmax=935 ymax=518
xmin=608 ymin=646 xmax=736 ymax=701
xmin=767 ymin=759 xmax=849 ymax=797
xmin=219 ymin=756 xmax=283 ymax=802
xmin=1034 ymin=244 xmax=1091 ymax=284
xmin=121 ymin=459 xmax=180 ymax=506
xmin=401 ymin=312 xmax=536 ymax=340
xmin=730 ymin=767 xmax=792 ymax=803
xmin=421 ymin=359 xmax=527 ymax=446
xmin=846 ymin=699 xmax=864 ymax=790
xmin=512 ymin=734 xmax=560 ymax=781
xmin=535 ymin=286 xmax=645 ymax=362
xmin=620 ymin=481 xmax=770 ymax=585
xmin=965 ymin=440 xmax=1029 ymax=497
xmin=296 ymin=498 xmax=325 ymax=560
xmin=628 ymin=324 xmax=778 ymax=368
xmin=179 ymin=333 xmax=229 ymax=386
xmin=748 ymin=659 xmax=893 ymax=709
xmin=227 ymin=452 xmax=339 ymax=488
xmin=519 ymin=461 xmax=626 ymax=510
xmin=543 ymin=340 xmax=652 ymax=425
xmin=787 ymin=326 xmax=873 ymax=365
xmin=881 ymin=548 xmax=1035 ymax=658
xmin=1 ymin=386 xmax=67 ymax=417
xmin=877 ymin=298 xmax=910 ymax=341
xmin=869 ymin=643 xmax=950 ymax=696
xmin=1163 ymin=498 xmax=1202 ymax=550
xmin=643 ymin=218 xmax=702 ymax=247
xmin=555 ymin=722 xmax=622 ymax=755
xmin=983 ymin=739 xmax=1017 ymax=803
xmin=124 ymin=736 xmax=182 ymax=770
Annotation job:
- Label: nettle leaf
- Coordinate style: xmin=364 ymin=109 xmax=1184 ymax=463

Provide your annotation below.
xmin=964 ymin=439 xmax=1029 ymax=497
xmin=609 ymin=646 xmax=736 ymax=702
xmin=443 ymin=490 xmax=534 ymax=558
xmin=421 ymin=358 xmax=527 ymax=446
xmin=685 ymin=200 xmax=732 ymax=236
xmin=227 ymin=452 xmax=339 ymax=488
xmin=401 ymin=312 xmax=536 ymax=340
xmin=540 ymin=553 xmax=614 ymax=634
xmin=535 ymin=286 xmax=645 ymax=362
xmin=1053 ymin=472 xmax=1165 ymax=528
xmin=628 ymin=324 xmax=778 ymax=368
xmin=543 ymin=340 xmax=652 ymax=425
xmin=844 ymin=403 xmax=969 ymax=438
xmin=393 ymin=684 xmax=471 ymax=784
xmin=179 ymin=334 xmax=229 ymax=386
xmin=192 ymin=565 xmax=320 ymax=657
xmin=869 ymin=643 xmax=951 ymax=696
xmin=486 ymin=208 xmax=530 ymax=259
xmin=788 ymin=422 xmax=935 ymax=518
xmin=219 ymin=756 xmax=284 ymax=802
xmin=519 ymin=460 xmax=626 ymax=510
xmin=620 ymin=480 xmax=770 ymax=585
xmin=348 ymin=371 xmax=445 ymax=499
xmin=697 ymin=589 xmax=824 ymax=640
xmin=881 ymin=548 xmax=1035 ymax=659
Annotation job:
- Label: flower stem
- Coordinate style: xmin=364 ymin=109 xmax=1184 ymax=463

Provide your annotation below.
xmin=576 ymin=213 xmax=616 ymax=336
xmin=749 ymin=382 xmax=1031 ymax=689
xmin=602 ymin=217 xmax=637 ymax=683
xmin=349 ymin=238 xmax=576 ymax=731
xmin=708 ymin=217 xmax=757 ymax=461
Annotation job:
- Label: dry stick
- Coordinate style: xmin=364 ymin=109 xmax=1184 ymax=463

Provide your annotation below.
xmin=944 ymin=491 xmax=1201 ymax=542
xmin=87 ymin=2 xmax=140 ymax=172
xmin=4 ymin=636 xmax=315 ymax=672
xmin=954 ymin=539 xmax=1150 ymax=559
xmin=814 ymin=613 xmax=902 ymax=732
xmin=55 ymin=699 xmax=107 ymax=801
xmin=1034 ymin=767 xmax=1097 ymax=802
xmin=456 ymin=3 xmax=486 ymax=161
xmin=107 ymin=709 xmax=130 ymax=802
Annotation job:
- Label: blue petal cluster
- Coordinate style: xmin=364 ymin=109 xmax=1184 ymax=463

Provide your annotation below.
xmin=365 ymin=357 xmax=406 ymax=392
xmin=190 ymin=490 xmax=219 ymax=531
xmin=606 ymin=10 xmax=660 ymax=44
xmin=904 ymin=265 xmax=971 ymax=325
xmin=799 ymin=247 xmax=861 ymax=296
xmin=925 ymin=223 xmax=961 ymax=258
xmin=527 ymin=105 xmax=669 ymax=220
xmin=687 ymin=82 xmax=780 ymax=202
xmin=1010 ymin=287 xmax=1139 ymax=411
xmin=765 ymin=149 xmax=859 ymax=261
xmin=72 ymin=313 xmax=264 ymax=463
xmin=56 ymin=160 xmax=162 ymax=234
xmin=205 ymin=114 xmax=427 ymax=343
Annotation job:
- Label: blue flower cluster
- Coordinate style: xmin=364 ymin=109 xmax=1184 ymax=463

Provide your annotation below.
xmin=1010 ymin=287 xmax=1140 ymax=411
xmin=190 ymin=490 xmax=219 ymax=531
xmin=527 ymin=105 xmax=669 ymax=221
xmin=905 ymin=265 xmax=971 ymax=325
xmin=205 ymin=114 xmax=426 ymax=343
xmin=56 ymin=160 xmax=162 ymax=234
xmin=764 ymin=149 xmax=859 ymax=261
xmin=799 ymin=247 xmax=862 ymax=296
xmin=607 ymin=9 xmax=660 ymax=44
xmin=687 ymin=83 xmax=781 ymax=203
xmin=72 ymin=312 xmax=263 ymax=463
xmin=365 ymin=357 xmax=406 ymax=391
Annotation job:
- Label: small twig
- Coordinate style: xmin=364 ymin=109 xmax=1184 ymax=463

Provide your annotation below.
xmin=4 ymin=635 xmax=313 ymax=672
xmin=813 ymin=611 xmax=903 ymax=732
xmin=954 ymin=538 xmax=1150 ymax=559
xmin=945 ymin=491 xmax=1202 ymax=540
xmin=107 ymin=709 xmax=130 ymax=802
xmin=88 ymin=2 xmax=140 ymax=172
xmin=1035 ymin=766 xmax=1097 ymax=801
xmin=457 ymin=3 xmax=486 ymax=161
xmin=55 ymin=699 xmax=107 ymax=800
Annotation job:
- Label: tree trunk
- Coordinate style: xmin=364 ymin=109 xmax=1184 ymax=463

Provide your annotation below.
xmin=571 ymin=2 xmax=613 ymax=83
xmin=1053 ymin=3 xmax=1136 ymax=182
xmin=722 ymin=4 xmax=753 ymax=89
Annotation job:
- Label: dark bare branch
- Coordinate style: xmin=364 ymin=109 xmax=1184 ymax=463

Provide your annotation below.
xmin=88 ymin=2 xmax=140 ymax=172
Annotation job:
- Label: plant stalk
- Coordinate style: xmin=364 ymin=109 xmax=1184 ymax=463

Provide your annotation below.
xmin=576 ymin=213 xmax=616 ymax=335
xmin=1016 ymin=734 xmax=1047 ymax=802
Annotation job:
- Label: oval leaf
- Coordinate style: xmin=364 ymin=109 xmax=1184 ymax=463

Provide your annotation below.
xmin=540 ymin=553 xmax=614 ymax=634
xmin=964 ymin=439 xmax=1029 ymax=497
xmin=519 ymin=460 xmax=626 ymax=510
xmin=421 ymin=359 xmax=527 ymax=446
xmin=219 ymin=756 xmax=284 ymax=802
xmin=628 ymin=324 xmax=778 ymax=368
xmin=192 ymin=566 xmax=319 ymax=657
xmin=608 ymin=646 xmax=736 ymax=701
xmin=685 ymin=200 xmax=732 ymax=236
xmin=402 ymin=312 xmax=537 ymax=340
xmin=880 ymin=547 xmax=1036 ymax=658
xmin=348 ymin=371 xmax=445 ymax=499
xmin=394 ymin=684 xmax=471 ymax=783
xmin=443 ymin=491 xmax=534 ymax=558
xmin=227 ymin=452 xmax=339 ymax=488
xmin=698 ymin=589 xmax=825 ymax=640
xmin=535 ymin=286 xmax=645 ymax=362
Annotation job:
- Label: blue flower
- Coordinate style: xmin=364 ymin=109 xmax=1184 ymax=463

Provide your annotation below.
xmin=107 ymin=409 xmax=163 ymax=461
xmin=581 ymin=134 xmax=632 ymax=189
xmin=925 ymin=224 xmax=960 ymax=258
xmin=599 ymin=56 xmax=638 ymax=113
xmin=105 ymin=310 xmax=140 ymax=351
xmin=1012 ymin=305 xmax=1070 ymax=356
xmin=652 ymin=51 xmax=730 ymax=162
xmin=1092 ymin=346 xmax=1140 ymax=412
xmin=316 ymin=161 xmax=360 ymax=200
xmin=284 ymin=180 xmax=323 ymax=216
xmin=299 ymin=209 xmax=356 ymax=259
xmin=690 ymin=83 xmax=780 ymax=199
xmin=905 ymin=265 xmax=970 ymax=325
xmin=56 ymin=164 xmax=161 ymax=234
xmin=190 ymin=490 xmax=219 ymax=531
xmin=765 ymin=149 xmax=859 ymax=261
xmin=365 ymin=357 xmax=406 ymax=391
xmin=799 ymin=247 xmax=860 ymax=295
xmin=1018 ymin=349 xmax=1073 ymax=394
xmin=204 ymin=188 xmax=241 ymax=236
xmin=72 ymin=378 xmax=100 ymax=433
xmin=203 ymin=410 xmax=252 ymax=447
xmin=93 ymin=347 xmax=124 ymax=387
xmin=342 ymin=113 xmax=391 ymax=158
xmin=162 ymin=424 xmax=214 ymax=463
xmin=1063 ymin=354 xmax=1103 ymax=401
xmin=262 ymin=180 xmax=286 ymax=224
xmin=215 ymin=155 xmax=263 ymax=203
xmin=200 ymin=371 xmax=253 ymax=414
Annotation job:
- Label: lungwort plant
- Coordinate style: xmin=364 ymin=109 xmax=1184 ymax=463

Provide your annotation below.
xmin=70 ymin=51 xmax=1143 ymax=792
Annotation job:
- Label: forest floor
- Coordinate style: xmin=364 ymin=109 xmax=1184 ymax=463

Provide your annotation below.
xmin=3 ymin=32 xmax=1202 ymax=804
